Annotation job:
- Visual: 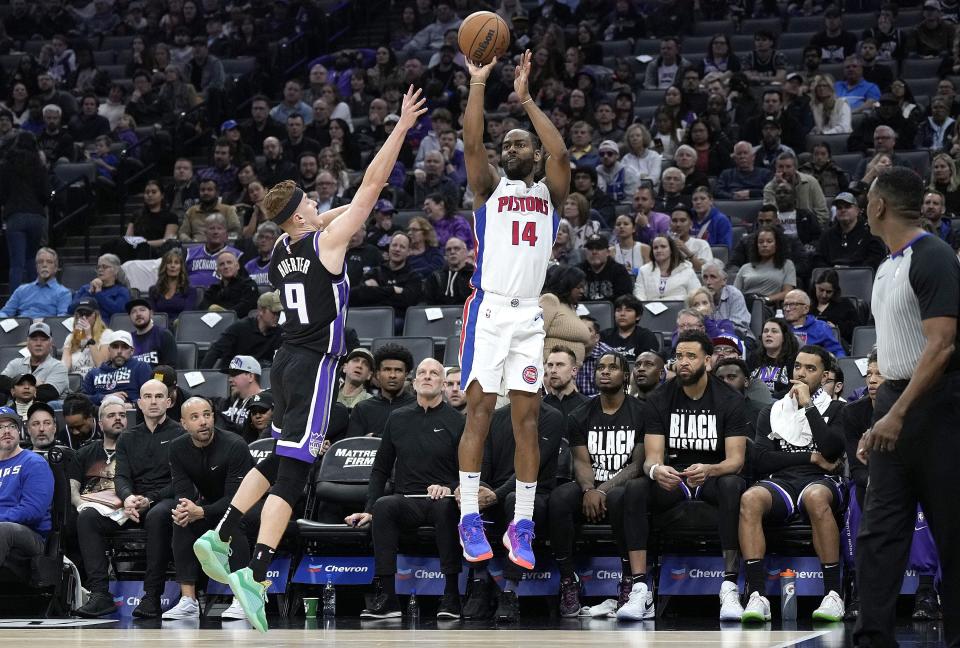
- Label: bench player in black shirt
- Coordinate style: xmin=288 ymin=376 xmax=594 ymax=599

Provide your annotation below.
xmin=641 ymin=331 xmax=749 ymax=621
xmin=738 ymin=345 xmax=847 ymax=624
xmin=191 ymin=86 xmax=428 ymax=633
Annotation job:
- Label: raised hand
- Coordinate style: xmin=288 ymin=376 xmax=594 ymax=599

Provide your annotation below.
xmin=466 ymin=56 xmax=497 ymax=82
xmin=398 ymin=85 xmax=428 ymax=130
xmin=513 ymin=49 xmax=532 ymax=102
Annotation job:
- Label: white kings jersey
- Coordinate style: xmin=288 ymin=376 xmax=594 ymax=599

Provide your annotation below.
xmin=471 ymin=177 xmax=560 ymax=299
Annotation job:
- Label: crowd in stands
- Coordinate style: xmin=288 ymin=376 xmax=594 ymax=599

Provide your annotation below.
xmin=0 ymin=0 xmax=954 ymax=632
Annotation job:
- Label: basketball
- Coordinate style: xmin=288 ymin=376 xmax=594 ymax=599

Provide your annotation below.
xmin=457 ymin=11 xmax=510 ymax=65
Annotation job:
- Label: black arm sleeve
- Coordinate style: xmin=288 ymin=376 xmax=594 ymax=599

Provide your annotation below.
xmin=805 ymin=405 xmax=845 ymax=461
xmin=752 ymin=409 xmax=813 ymax=475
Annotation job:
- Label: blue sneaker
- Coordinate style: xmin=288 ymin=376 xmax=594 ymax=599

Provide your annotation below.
xmin=458 ymin=513 xmax=493 ymax=562
xmin=503 ymin=519 xmax=536 ymax=570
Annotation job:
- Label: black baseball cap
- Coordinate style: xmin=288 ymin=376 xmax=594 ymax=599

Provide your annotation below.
xmin=125 ymin=297 xmax=152 ymax=314
xmin=248 ymin=391 xmax=274 ymax=411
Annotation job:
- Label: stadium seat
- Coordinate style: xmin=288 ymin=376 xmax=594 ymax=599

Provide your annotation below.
xmin=691 ymin=19 xmax=735 ymax=35
xmin=221 ymin=57 xmax=256 ymax=77
xmin=176 ymin=342 xmax=198 ymax=370
xmin=402 ymin=305 xmax=465 ymax=343
xmin=109 ymin=312 xmax=169 ymax=332
xmin=779 ymin=32 xmax=816 ymax=49
xmin=346 ymin=306 xmax=395 ymax=347
xmin=813 ymin=266 xmax=875 ymax=304
xmin=832 ymin=153 xmax=863 ymax=179
xmin=176 ymin=369 xmax=230 ymax=399
xmin=0 ymin=345 xmax=25 ymax=370
xmin=902 ymin=58 xmax=942 ymax=80
xmin=714 ymin=200 xmax=761 ymax=226
xmin=260 ymin=371 xmax=271 ymax=390
xmin=599 ymin=40 xmax=632 ymax=57
xmin=59 ymin=264 xmax=97 ymax=291
xmin=582 ymin=300 xmax=614 ymax=331
xmin=442 ymin=335 xmax=461 ymax=367
xmin=0 ymin=318 xmax=31 ymax=346
xmin=710 ymin=245 xmax=729 ymax=263
xmin=636 ymin=89 xmax=666 ymax=107
xmin=67 ymin=373 xmax=81 ymax=394
xmin=248 ymin=437 xmax=276 ymax=465
xmin=786 ymin=15 xmax=822 ymax=31
xmin=742 ymin=17 xmax=782 ymax=33
xmin=732 ymin=225 xmax=748 ymax=242
xmin=53 ymin=162 xmax=96 ymax=186
xmin=371 ymin=336 xmax=435 ymax=368
xmin=805 ymin=133 xmax=849 ymax=155
xmin=838 ymin=357 xmax=867 ymax=398
xmin=638 ymin=300 xmax=684 ymax=336
xmin=851 ymin=326 xmax=876 ymax=358
xmin=174 ymin=310 xmax=237 ymax=352
xmin=41 ymin=316 xmax=74 ymax=349
xmin=898 ymin=150 xmax=931 ymax=179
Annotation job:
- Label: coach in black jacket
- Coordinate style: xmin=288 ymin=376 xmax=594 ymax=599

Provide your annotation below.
xmin=166 ymin=397 xmax=254 ymax=617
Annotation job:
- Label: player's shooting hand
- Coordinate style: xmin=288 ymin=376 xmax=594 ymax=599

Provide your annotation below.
xmin=398 ymin=85 xmax=427 ymax=130
xmin=513 ymin=49 xmax=533 ymax=102
xmin=863 ymin=411 xmax=902 ymax=454
xmin=466 ymin=56 xmax=497 ymax=82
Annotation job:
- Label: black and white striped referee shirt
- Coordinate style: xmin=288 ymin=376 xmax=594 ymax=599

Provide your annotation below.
xmin=871 ymin=233 xmax=960 ymax=381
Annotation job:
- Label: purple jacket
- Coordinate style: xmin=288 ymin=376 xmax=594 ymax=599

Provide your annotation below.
xmin=636 ymin=210 xmax=671 ymax=245
xmin=432 ymin=215 xmax=475 ymax=249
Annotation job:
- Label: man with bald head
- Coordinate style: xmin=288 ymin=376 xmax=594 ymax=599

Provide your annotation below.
xmin=782 ymin=289 xmax=846 ymax=357
xmin=163 ymin=397 xmax=253 ymax=620
xmin=76 ymin=379 xmax=185 ymax=619
xmin=715 ymin=141 xmax=772 ymax=200
xmin=345 ymin=358 xmax=466 ymax=619
xmin=256 ymin=136 xmax=297 ymax=188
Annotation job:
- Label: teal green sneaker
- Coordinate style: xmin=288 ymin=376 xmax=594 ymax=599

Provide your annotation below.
xmin=193 ymin=530 xmax=232 ymax=584
xmin=227 ymin=567 xmax=269 ymax=633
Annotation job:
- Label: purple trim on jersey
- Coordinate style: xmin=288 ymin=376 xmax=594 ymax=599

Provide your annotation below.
xmin=458 ymin=288 xmax=484 ymax=387
xmin=797 ymin=478 xmax=843 ymax=514
xmin=327 ymin=275 xmax=350 ymax=356
xmin=469 ymin=204 xmax=487 ymax=290
xmin=275 ymin=353 xmax=339 ymax=463
xmin=761 ymin=479 xmax=796 ymax=519
xmin=313 ymin=230 xmax=323 ymax=259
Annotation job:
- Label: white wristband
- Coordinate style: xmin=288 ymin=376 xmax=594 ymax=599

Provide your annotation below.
xmin=648 ymin=463 xmax=660 ymax=480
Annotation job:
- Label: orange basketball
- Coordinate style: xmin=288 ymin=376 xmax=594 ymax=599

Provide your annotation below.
xmin=457 ymin=11 xmax=510 ymax=65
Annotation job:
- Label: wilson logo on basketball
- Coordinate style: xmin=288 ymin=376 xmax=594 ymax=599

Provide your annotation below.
xmin=522 ymin=366 xmax=538 ymax=384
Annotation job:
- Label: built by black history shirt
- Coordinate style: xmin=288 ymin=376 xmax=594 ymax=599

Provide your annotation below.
xmin=567 ymin=395 xmax=647 ymax=483
xmin=645 ymin=375 xmax=748 ymax=470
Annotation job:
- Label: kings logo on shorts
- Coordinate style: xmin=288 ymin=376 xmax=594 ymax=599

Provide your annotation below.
xmin=522 ymin=365 xmax=538 ymax=384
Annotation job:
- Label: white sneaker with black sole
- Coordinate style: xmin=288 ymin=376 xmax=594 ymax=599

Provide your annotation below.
xmin=741 ymin=591 xmax=772 ymax=623
xmin=221 ymin=598 xmax=247 ymax=620
xmin=719 ymin=581 xmax=744 ymax=621
xmin=616 ymin=582 xmax=656 ymax=621
xmin=161 ymin=596 xmax=199 ymax=620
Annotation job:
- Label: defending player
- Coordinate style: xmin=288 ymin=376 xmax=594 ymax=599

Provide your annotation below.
xmin=190 ymin=86 xmax=427 ymax=633
xmin=458 ymin=50 xmax=570 ymax=569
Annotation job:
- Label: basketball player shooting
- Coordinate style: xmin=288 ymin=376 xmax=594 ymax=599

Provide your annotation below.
xmin=458 ymin=50 xmax=570 ymax=569
xmin=190 ymin=86 xmax=427 ymax=633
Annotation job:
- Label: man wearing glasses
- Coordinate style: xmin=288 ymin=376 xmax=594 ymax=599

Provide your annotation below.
xmin=595 ymin=140 xmax=640 ymax=203
xmin=782 ymin=289 xmax=846 ymax=357
xmin=81 ymin=330 xmax=153 ymax=405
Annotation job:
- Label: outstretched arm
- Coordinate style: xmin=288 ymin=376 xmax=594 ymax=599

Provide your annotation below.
xmin=464 ymin=57 xmax=501 ymax=206
xmin=515 ymin=50 xmax=569 ymax=208
xmin=322 ymin=86 xmax=427 ymax=250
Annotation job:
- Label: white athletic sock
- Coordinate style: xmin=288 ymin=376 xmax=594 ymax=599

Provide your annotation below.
xmin=459 ymin=471 xmax=481 ymax=517
xmin=513 ymin=479 xmax=536 ymax=521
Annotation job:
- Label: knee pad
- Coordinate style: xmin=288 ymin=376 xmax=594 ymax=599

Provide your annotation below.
xmin=268 ymin=455 xmax=312 ymax=507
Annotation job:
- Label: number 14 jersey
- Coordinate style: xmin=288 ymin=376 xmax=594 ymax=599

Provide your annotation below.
xmin=268 ymin=231 xmax=350 ymax=356
xmin=472 ymin=177 xmax=559 ymax=299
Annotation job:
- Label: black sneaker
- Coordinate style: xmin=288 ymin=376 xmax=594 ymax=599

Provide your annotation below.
xmin=76 ymin=591 xmax=116 ymax=618
xmin=496 ymin=589 xmax=519 ymax=623
xmin=462 ymin=578 xmax=495 ymax=620
xmin=437 ymin=593 xmax=462 ymax=619
xmin=361 ymin=593 xmax=402 ymax=619
xmin=132 ymin=594 xmax=161 ymax=619
xmin=617 ymin=577 xmax=633 ymax=610
xmin=558 ymin=575 xmax=581 ymax=618
xmin=912 ymin=591 xmax=942 ymax=620
xmin=843 ymin=594 xmax=859 ymax=622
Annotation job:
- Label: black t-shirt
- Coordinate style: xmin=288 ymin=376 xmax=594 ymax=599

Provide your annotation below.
xmin=567 ymin=395 xmax=647 ymax=483
xmin=645 ymin=375 xmax=748 ymax=470
xmin=131 ymin=208 xmax=178 ymax=241
xmin=76 ymin=441 xmax=116 ymax=494
xmin=600 ymin=325 xmax=660 ymax=363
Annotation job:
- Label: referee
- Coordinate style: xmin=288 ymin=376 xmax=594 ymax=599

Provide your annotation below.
xmin=855 ymin=168 xmax=960 ymax=648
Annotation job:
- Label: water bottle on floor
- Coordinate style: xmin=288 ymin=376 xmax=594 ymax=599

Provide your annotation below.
xmin=322 ymin=575 xmax=336 ymax=617
xmin=407 ymin=590 xmax=419 ymax=619
xmin=780 ymin=569 xmax=797 ymax=621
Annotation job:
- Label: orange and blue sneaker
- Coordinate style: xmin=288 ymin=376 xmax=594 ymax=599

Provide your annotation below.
xmin=503 ymin=519 xmax=536 ymax=570
xmin=459 ymin=513 xmax=493 ymax=562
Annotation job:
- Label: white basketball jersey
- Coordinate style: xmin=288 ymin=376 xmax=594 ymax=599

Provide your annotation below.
xmin=470 ymin=177 xmax=559 ymax=299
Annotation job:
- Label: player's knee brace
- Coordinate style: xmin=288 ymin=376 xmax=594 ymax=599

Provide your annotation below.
xmin=269 ymin=455 xmax=312 ymax=507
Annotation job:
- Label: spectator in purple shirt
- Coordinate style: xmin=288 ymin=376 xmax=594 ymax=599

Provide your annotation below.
xmin=422 ymin=192 xmax=473 ymax=250
xmin=631 ymin=185 xmax=671 ymax=245
xmin=197 ymin=137 xmax=239 ymax=199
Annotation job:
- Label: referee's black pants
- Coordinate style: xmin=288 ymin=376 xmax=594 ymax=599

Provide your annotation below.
xmin=371 ymin=495 xmax=462 ymax=577
xmin=854 ymin=375 xmax=960 ymax=648
xmin=77 ymin=498 xmax=175 ymax=596
xmin=548 ymin=481 xmax=629 ymax=574
xmin=171 ymin=516 xmax=251 ymax=584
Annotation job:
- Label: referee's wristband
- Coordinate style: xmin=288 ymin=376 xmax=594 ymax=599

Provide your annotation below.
xmin=648 ymin=463 xmax=660 ymax=480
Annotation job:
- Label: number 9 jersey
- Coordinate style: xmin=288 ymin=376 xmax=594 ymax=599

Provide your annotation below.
xmin=471 ymin=177 xmax=560 ymax=299
xmin=268 ymin=230 xmax=350 ymax=357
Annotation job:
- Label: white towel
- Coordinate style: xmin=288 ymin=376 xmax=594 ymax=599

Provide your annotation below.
xmin=768 ymin=389 xmax=832 ymax=447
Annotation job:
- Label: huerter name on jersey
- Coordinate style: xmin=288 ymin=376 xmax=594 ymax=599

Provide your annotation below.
xmin=277 ymin=257 xmax=311 ymax=277
xmin=496 ymin=195 xmax=550 ymax=215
